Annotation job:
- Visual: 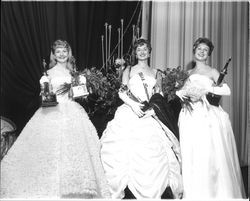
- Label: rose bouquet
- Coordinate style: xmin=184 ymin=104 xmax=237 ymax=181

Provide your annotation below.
xmin=84 ymin=67 xmax=121 ymax=116
xmin=161 ymin=66 xmax=189 ymax=102
xmin=57 ymin=67 xmax=122 ymax=117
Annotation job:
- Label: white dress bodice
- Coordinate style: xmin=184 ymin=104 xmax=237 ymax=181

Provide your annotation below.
xmin=188 ymin=74 xmax=214 ymax=90
xmin=47 ymin=66 xmax=72 ymax=103
xmin=128 ymin=73 xmax=156 ymax=102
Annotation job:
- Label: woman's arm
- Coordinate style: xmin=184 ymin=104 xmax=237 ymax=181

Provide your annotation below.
xmin=154 ymin=69 xmax=163 ymax=95
xmin=207 ymin=83 xmax=231 ymax=96
xmin=208 ymin=68 xmax=231 ymax=96
xmin=118 ymin=66 xmax=145 ymax=117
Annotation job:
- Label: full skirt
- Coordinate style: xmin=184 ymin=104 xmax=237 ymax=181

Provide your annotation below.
xmin=0 ymin=101 xmax=110 ymax=199
xmin=101 ymin=104 xmax=183 ymax=199
xmin=179 ymin=101 xmax=246 ymax=199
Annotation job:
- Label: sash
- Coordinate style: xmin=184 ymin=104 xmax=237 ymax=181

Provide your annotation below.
xmin=138 ymin=72 xmax=179 ymax=139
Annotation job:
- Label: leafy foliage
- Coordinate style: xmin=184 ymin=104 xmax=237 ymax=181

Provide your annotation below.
xmin=161 ymin=66 xmax=189 ymax=102
xmin=78 ymin=67 xmax=122 ymax=117
xmin=58 ymin=65 xmax=188 ymax=117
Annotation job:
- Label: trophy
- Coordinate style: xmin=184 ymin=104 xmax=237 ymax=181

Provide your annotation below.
xmin=70 ymin=57 xmax=89 ymax=99
xmin=206 ymin=57 xmax=232 ymax=106
xmin=40 ymin=59 xmax=58 ymax=107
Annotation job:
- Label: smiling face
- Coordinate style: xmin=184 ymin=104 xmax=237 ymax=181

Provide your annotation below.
xmin=194 ymin=43 xmax=210 ymax=62
xmin=135 ymin=43 xmax=150 ymax=60
xmin=54 ymin=47 xmax=69 ymax=64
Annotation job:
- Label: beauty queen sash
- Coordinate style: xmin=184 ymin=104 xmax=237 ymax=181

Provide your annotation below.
xmin=138 ymin=72 xmax=179 ymax=139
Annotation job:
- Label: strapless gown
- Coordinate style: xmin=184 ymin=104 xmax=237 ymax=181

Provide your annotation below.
xmin=178 ymin=74 xmax=246 ymax=199
xmin=0 ymin=67 xmax=110 ymax=199
xmin=100 ymin=73 xmax=183 ymax=199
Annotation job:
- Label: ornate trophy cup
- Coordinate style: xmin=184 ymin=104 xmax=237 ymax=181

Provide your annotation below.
xmin=40 ymin=59 xmax=58 ymax=107
xmin=70 ymin=57 xmax=89 ymax=99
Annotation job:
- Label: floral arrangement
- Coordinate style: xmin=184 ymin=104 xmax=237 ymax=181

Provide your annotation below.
xmin=57 ymin=65 xmax=190 ymax=116
xmin=161 ymin=66 xmax=189 ymax=102
xmin=57 ymin=67 xmax=122 ymax=117
xmin=83 ymin=67 xmax=122 ymax=116
xmin=115 ymin=58 xmax=125 ymax=66
xmin=179 ymin=79 xmax=208 ymax=102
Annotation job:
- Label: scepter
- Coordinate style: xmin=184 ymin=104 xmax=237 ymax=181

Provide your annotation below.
xmin=216 ymin=57 xmax=232 ymax=85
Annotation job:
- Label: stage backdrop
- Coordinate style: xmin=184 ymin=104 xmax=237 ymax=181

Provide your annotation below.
xmin=142 ymin=1 xmax=249 ymax=166
xmin=1 ymin=1 xmax=141 ymax=134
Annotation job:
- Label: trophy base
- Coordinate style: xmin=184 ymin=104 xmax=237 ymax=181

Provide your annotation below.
xmin=206 ymin=93 xmax=221 ymax=107
xmin=72 ymin=85 xmax=89 ymax=99
xmin=41 ymin=101 xmax=58 ymax=107
xmin=41 ymin=94 xmax=58 ymax=107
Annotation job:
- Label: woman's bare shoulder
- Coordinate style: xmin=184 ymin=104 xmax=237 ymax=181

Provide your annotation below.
xmin=210 ymin=67 xmax=220 ymax=82
xmin=47 ymin=66 xmax=55 ymax=76
xmin=123 ymin=66 xmax=131 ymax=74
xmin=210 ymin=66 xmax=219 ymax=74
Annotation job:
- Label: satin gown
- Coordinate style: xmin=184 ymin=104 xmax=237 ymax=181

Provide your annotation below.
xmin=178 ymin=74 xmax=246 ymax=199
xmin=100 ymin=73 xmax=183 ymax=199
xmin=0 ymin=66 xmax=110 ymax=199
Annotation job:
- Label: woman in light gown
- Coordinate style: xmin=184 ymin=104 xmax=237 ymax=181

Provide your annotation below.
xmin=0 ymin=40 xmax=110 ymax=199
xmin=100 ymin=39 xmax=183 ymax=199
xmin=177 ymin=37 xmax=246 ymax=199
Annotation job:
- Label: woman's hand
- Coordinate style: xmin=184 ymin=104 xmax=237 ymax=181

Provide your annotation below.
xmin=130 ymin=102 xmax=145 ymax=118
xmin=142 ymin=108 xmax=155 ymax=118
xmin=68 ymin=88 xmax=73 ymax=99
xmin=176 ymin=90 xmax=188 ymax=101
xmin=39 ymin=75 xmax=49 ymax=84
xmin=206 ymin=83 xmax=231 ymax=96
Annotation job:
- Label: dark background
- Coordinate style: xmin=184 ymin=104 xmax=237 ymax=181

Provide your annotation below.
xmin=1 ymin=1 xmax=142 ymax=135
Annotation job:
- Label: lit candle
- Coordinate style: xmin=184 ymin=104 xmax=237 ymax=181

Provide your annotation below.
xmin=137 ymin=27 xmax=140 ymax=39
xmin=101 ymin=35 xmax=104 ymax=68
xmin=105 ymin=23 xmax=108 ymax=70
xmin=121 ymin=19 xmax=124 ymax=60
xmin=118 ymin=28 xmax=120 ymax=58
xmin=108 ymin=25 xmax=112 ymax=68
xmin=132 ymin=25 xmax=135 ymax=46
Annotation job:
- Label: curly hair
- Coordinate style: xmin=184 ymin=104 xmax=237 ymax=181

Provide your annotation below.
xmin=132 ymin=38 xmax=152 ymax=55
xmin=193 ymin=37 xmax=214 ymax=56
xmin=49 ymin=39 xmax=74 ymax=71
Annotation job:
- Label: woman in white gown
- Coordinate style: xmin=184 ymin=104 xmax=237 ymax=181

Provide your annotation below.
xmin=0 ymin=40 xmax=110 ymax=199
xmin=177 ymin=37 xmax=246 ymax=199
xmin=100 ymin=39 xmax=183 ymax=199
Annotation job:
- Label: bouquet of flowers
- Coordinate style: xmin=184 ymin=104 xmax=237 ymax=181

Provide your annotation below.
xmin=57 ymin=67 xmax=122 ymax=117
xmin=179 ymin=79 xmax=208 ymax=102
xmin=161 ymin=66 xmax=189 ymax=102
xmin=175 ymin=75 xmax=209 ymax=112
xmin=115 ymin=58 xmax=125 ymax=66
xmin=84 ymin=67 xmax=122 ymax=116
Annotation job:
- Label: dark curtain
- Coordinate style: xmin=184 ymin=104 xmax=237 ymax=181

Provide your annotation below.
xmin=1 ymin=1 xmax=141 ymax=135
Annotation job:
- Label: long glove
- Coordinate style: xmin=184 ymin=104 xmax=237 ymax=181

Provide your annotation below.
xmin=207 ymin=83 xmax=231 ymax=96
